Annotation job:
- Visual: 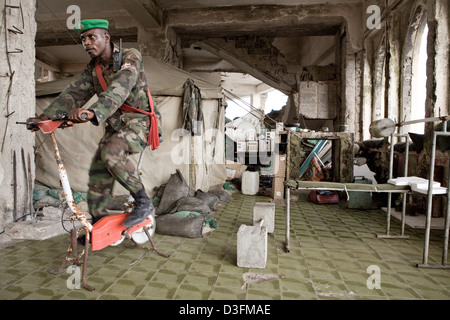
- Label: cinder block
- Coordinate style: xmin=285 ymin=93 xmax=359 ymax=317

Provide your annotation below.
xmin=237 ymin=224 xmax=267 ymax=269
xmin=253 ymin=202 xmax=275 ymax=233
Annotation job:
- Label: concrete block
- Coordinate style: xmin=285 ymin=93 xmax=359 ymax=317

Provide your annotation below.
xmin=5 ymin=219 xmax=66 ymax=241
xmin=237 ymin=224 xmax=267 ymax=269
xmin=42 ymin=206 xmax=63 ymax=220
xmin=253 ymin=202 xmax=275 ymax=233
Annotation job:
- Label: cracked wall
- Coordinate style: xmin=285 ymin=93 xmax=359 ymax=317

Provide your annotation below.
xmin=0 ymin=0 xmax=37 ymax=232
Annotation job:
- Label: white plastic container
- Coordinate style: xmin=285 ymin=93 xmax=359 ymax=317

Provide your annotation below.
xmin=242 ymin=171 xmax=259 ymax=195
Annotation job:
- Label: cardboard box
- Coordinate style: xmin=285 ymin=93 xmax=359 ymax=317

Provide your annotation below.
xmin=272 ymin=176 xmax=285 ymax=200
xmin=225 ymin=161 xmax=247 ymax=180
xmin=273 ymin=154 xmax=286 ymax=177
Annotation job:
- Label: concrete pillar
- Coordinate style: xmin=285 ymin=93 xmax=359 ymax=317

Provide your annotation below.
xmin=0 ymin=0 xmax=37 ymax=232
xmin=137 ymin=26 xmax=166 ymax=60
xmin=163 ymin=26 xmax=183 ymax=68
xmin=424 ymin=0 xmax=449 ymax=144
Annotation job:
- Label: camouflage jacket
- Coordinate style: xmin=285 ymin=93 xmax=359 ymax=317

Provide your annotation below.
xmin=44 ymin=43 xmax=154 ymax=139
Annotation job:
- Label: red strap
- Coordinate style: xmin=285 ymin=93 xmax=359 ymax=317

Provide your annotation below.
xmin=95 ymin=61 xmax=159 ymax=150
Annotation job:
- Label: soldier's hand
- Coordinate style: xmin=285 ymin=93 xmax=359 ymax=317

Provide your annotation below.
xmin=67 ymin=108 xmax=95 ymax=124
xmin=26 ymin=114 xmax=50 ymax=132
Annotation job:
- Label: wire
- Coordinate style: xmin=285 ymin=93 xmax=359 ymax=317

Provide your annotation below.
xmin=38 ymin=0 xmax=89 ymax=57
xmin=222 ymin=88 xmax=279 ymax=127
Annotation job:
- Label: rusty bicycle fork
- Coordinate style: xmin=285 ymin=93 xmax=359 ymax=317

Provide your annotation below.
xmin=47 ymin=133 xmax=95 ymax=291
xmin=46 ymin=131 xmax=168 ymax=292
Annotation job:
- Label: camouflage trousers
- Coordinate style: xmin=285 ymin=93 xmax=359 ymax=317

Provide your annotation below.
xmin=87 ymin=123 xmax=148 ymax=219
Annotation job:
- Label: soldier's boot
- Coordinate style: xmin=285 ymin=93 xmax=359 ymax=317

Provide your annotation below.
xmin=123 ymin=188 xmax=154 ymax=227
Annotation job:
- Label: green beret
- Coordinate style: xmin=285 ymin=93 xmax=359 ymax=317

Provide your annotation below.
xmin=75 ymin=19 xmax=109 ymax=34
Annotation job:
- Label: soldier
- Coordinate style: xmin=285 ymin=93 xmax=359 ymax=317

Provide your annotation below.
xmin=27 ymin=19 xmax=160 ymax=229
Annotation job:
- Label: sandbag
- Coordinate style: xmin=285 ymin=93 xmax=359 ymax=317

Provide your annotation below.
xmin=208 ymin=189 xmax=231 ymax=203
xmin=169 ymin=196 xmax=211 ymax=216
xmin=156 ymin=169 xmax=189 ymax=215
xmin=155 ymin=214 xmax=205 ymax=238
xmin=195 ymin=190 xmax=220 ymax=211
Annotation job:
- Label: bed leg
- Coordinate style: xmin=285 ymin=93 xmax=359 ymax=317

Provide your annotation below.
xmin=377 ymin=192 xmax=409 ymax=239
xmin=285 ymin=185 xmax=290 ymax=253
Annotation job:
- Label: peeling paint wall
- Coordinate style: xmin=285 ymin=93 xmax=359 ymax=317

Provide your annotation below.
xmin=362 ymin=0 xmax=449 ymax=138
xmin=361 ymin=0 xmax=449 ymax=183
xmin=0 ymin=0 xmax=36 ymax=232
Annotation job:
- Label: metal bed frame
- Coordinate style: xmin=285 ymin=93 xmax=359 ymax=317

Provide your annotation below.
xmin=284 ymin=122 xmax=450 ymax=269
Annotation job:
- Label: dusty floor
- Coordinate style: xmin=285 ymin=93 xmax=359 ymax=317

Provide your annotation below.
xmin=0 ymin=191 xmax=449 ymax=300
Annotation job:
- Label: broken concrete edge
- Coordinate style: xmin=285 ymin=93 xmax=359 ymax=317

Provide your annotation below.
xmin=2 ymin=205 xmax=91 ymax=242
xmin=237 ymin=224 xmax=268 ymax=269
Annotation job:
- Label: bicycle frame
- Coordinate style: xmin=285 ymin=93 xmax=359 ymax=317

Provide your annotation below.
xmin=50 ymin=132 xmax=93 ymax=232
xmin=24 ymin=119 xmax=168 ymax=291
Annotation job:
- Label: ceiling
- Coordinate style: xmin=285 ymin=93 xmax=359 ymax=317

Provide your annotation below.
xmin=35 ymin=0 xmax=359 ymax=100
xmin=156 ymin=0 xmax=362 ymax=9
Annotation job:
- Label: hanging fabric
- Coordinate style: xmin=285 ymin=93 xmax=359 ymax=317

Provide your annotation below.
xmin=182 ymin=78 xmax=204 ymax=136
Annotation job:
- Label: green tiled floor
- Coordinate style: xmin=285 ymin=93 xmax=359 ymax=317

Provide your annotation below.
xmin=1 ymin=192 xmax=450 ymax=300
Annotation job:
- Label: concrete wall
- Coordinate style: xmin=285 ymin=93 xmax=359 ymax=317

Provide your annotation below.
xmin=361 ymin=0 xmax=449 ymax=141
xmin=0 ymin=0 xmax=37 ymax=232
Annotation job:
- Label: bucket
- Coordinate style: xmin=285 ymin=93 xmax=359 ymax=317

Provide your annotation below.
xmin=242 ymin=171 xmax=259 ymax=195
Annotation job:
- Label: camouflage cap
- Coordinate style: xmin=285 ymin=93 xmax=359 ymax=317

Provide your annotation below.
xmin=75 ymin=19 xmax=109 ymax=34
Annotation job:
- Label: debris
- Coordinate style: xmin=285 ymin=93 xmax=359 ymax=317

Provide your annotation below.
xmin=241 ymin=272 xmax=284 ymax=290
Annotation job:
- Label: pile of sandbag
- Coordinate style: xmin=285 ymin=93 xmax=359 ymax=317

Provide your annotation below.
xmin=154 ymin=169 xmax=230 ymax=238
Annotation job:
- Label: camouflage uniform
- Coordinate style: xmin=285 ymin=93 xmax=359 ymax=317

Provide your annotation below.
xmin=44 ymin=43 xmax=156 ymax=218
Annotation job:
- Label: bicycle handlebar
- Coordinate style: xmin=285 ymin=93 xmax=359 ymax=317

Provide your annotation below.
xmin=16 ymin=116 xmax=73 ymax=134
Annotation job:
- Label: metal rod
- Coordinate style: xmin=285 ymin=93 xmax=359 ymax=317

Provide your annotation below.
xmin=285 ymin=185 xmax=290 ymax=253
xmin=397 ymin=116 xmax=450 ymax=127
xmin=443 ymin=164 xmax=450 ymax=266
xmin=400 ymin=133 xmax=409 ymax=236
xmin=144 ymin=227 xmax=170 ymax=258
xmin=439 ymin=125 xmax=449 ymax=265
xmin=81 ymin=228 xmax=95 ymax=291
xmin=12 ymin=151 xmax=17 ymax=222
xmin=417 ymin=128 xmax=450 ymax=269
xmin=21 ymin=148 xmax=28 ymax=221
xmin=377 ymin=133 xmax=410 ymax=239
xmin=376 ymin=116 xmax=450 ymax=132
xmin=27 ymin=153 xmax=34 ymax=218
xmin=386 ymin=133 xmax=395 ymax=235
xmin=422 ymin=132 xmax=438 ymax=265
